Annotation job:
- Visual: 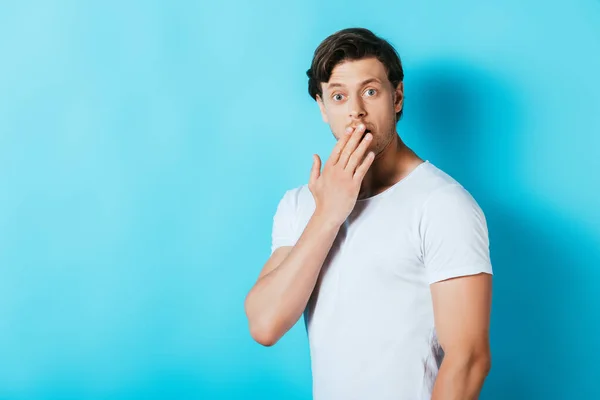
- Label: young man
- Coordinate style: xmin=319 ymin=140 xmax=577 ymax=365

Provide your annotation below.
xmin=244 ymin=28 xmax=493 ymax=400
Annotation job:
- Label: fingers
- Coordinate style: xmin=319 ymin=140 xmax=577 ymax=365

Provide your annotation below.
xmin=326 ymin=126 xmax=354 ymax=167
xmin=345 ymin=132 xmax=372 ymax=172
xmin=353 ymin=151 xmax=375 ymax=182
xmin=309 ymin=154 xmax=321 ymax=185
xmin=336 ymin=124 xmax=366 ymax=169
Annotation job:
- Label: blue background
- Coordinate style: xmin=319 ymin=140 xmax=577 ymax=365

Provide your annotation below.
xmin=1 ymin=1 xmax=599 ymax=399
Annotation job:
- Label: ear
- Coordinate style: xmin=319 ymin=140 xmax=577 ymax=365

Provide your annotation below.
xmin=316 ymin=94 xmax=329 ymax=124
xmin=394 ymin=81 xmax=404 ymax=114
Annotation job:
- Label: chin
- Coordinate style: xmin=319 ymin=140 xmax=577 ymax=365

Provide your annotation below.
xmin=372 ymin=147 xmax=384 ymax=158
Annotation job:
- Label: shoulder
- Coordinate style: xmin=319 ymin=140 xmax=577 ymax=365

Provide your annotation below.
xmin=277 ymin=184 xmax=312 ymax=207
xmin=412 ymin=162 xmax=462 ymax=193
xmin=275 ymin=183 xmax=314 ymax=216
xmin=407 ymin=163 xmax=488 ymax=238
xmin=415 ymin=165 xmax=488 ymax=241
xmin=413 ymin=162 xmax=481 ymax=212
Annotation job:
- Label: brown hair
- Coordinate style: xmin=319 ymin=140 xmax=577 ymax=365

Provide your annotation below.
xmin=306 ymin=27 xmax=405 ymax=121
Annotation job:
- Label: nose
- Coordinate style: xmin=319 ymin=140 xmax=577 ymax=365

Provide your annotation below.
xmin=348 ymin=96 xmax=367 ymax=120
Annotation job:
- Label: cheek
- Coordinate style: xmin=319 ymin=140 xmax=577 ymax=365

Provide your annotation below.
xmin=331 ymin=125 xmax=345 ymax=141
xmin=325 ymin=113 xmax=346 ymax=135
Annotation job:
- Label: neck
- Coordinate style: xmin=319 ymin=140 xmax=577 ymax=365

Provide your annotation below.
xmin=358 ymin=133 xmax=424 ymax=200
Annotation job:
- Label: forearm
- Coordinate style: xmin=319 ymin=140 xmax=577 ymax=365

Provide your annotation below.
xmin=431 ymin=352 xmax=491 ymax=400
xmin=245 ymin=211 xmax=342 ymax=345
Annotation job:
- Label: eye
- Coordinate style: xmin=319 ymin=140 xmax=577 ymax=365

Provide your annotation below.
xmin=332 ymin=93 xmax=345 ymax=102
xmin=365 ymin=88 xmax=377 ymax=97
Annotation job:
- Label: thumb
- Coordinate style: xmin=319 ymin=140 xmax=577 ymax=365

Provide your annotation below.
xmin=309 ymin=154 xmax=321 ymax=185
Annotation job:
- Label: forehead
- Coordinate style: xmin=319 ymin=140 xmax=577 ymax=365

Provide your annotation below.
xmin=325 ymin=57 xmax=388 ymax=90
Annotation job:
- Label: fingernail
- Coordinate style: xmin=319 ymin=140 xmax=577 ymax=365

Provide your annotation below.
xmin=346 ymin=127 xmax=353 ymax=133
xmin=359 ymin=124 xmax=365 ymax=130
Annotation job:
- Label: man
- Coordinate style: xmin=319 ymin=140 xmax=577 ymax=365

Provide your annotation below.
xmin=244 ymin=27 xmax=493 ymax=400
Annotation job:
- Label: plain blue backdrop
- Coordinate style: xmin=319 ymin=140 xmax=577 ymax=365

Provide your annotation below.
xmin=1 ymin=1 xmax=599 ymax=399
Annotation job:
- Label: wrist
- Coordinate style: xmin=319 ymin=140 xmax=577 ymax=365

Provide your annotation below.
xmin=312 ymin=209 xmax=345 ymax=230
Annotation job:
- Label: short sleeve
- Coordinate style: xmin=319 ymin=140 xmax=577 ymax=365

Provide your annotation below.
xmin=270 ymin=189 xmax=299 ymax=254
xmin=420 ymin=184 xmax=493 ymax=285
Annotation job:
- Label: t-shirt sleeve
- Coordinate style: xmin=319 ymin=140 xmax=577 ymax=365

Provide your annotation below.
xmin=420 ymin=184 xmax=493 ymax=285
xmin=270 ymin=189 xmax=299 ymax=255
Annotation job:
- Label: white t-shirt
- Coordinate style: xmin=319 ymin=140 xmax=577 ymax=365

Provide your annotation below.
xmin=270 ymin=161 xmax=493 ymax=400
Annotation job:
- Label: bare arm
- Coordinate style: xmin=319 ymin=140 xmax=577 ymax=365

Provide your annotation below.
xmin=245 ymin=124 xmax=374 ymax=346
xmin=244 ymin=212 xmax=342 ymax=346
xmin=430 ymin=273 xmax=493 ymax=400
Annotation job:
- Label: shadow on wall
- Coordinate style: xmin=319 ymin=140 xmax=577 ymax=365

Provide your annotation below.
xmin=405 ymin=60 xmax=600 ymax=400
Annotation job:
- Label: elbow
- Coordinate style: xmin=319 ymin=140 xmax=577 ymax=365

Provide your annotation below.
xmin=249 ymin=321 xmax=280 ymax=347
xmin=470 ymin=343 xmax=492 ymax=375
xmin=465 ymin=348 xmax=492 ymax=381
xmin=444 ymin=346 xmax=492 ymax=381
xmin=244 ymin=296 xmax=281 ymax=347
xmin=476 ymin=351 xmax=492 ymax=378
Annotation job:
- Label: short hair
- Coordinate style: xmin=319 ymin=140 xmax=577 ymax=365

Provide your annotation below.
xmin=306 ymin=28 xmax=405 ymax=121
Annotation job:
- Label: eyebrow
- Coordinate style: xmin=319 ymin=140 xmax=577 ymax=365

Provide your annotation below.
xmin=327 ymin=78 xmax=382 ymax=89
